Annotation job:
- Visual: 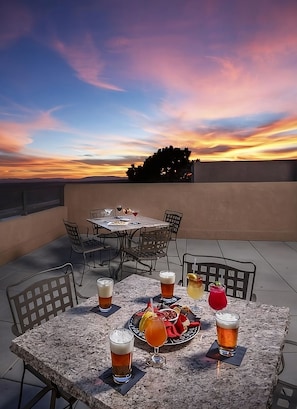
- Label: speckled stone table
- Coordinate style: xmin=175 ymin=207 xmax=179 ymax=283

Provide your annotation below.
xmin=10 ymin=274 xmax=289 ymax=409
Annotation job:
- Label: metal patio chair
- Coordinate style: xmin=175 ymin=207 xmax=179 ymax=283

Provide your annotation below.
xmin=6 ymin=263 xmax=79 ymax=409
xmin=272 ymin=339 xmax=297 ymax=408
xmin=90 ymin=208 xmax=125 ymax=248
xmin=182 ymin=253 xmax=257 ymax=301
xmin=118 ymin=225 xmax=171 ymax=280
xmin=64 ymin=219 xmax=111 ymax=285
xmin=164 ymin=210 xmax=183 ymax=264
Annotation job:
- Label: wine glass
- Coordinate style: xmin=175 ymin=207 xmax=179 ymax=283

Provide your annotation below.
xmin=104 ymin=208 xmax=113 ymax=216
xmin=144 ymin=315 xmax=168 ymax=367
xmin=116 ymin=205 xmax=122 ymax=217
xmin=208 ymin=282 xmax=227 ymax=312
xmin=186 ymin=273 xmax=204 ymax=316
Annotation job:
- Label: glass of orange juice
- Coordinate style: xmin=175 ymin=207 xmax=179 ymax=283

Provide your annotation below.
xmin=144 ymin=315 xmax=168 ymax=367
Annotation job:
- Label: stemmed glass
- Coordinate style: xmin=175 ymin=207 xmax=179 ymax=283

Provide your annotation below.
xmin=186 ymin=273 xmax=204 ymax=316
xmin=116 ymin=205 xmax=122 ymax=217
xmin=104 ymin=208 xmax=113 ymax=216
xmin=208 ymin=282 xmax=227 ymax=312
xmin=131 ymin=209 xmax=139 ymax=224
xmin=144 ymin=315 xmax=168 ymax=368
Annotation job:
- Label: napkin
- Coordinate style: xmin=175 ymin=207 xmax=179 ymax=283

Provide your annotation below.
xmin=99 ymin=366 xmax=145 ymax=395
xmin=206 ymin=340 xmax=247 ymax=366
xmin=165 ymin=313 xmax=200 ymax=338
xmin=90 ymin=304 xmax=121 ymax=317
xmin=153 ymin=294 xmax=181 ymax=305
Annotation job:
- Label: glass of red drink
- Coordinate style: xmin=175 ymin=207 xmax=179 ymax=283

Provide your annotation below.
xmin=208 ymin=282 xmax=227 ymax=311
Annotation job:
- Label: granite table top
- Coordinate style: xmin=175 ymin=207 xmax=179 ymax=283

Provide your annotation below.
xmin=10 ymin=274 xmax=290 ymax=409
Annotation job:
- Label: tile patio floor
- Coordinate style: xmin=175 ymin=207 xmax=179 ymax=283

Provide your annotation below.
xmin=0 ymin=236 xmax=296 ymax=408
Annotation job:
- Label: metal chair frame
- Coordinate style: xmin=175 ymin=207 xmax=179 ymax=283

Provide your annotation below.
xmin=182 ymin=253 xmax=256 ymax=301
xmin=273 ymin=339 xmax=297 ymax=408
xmin=6 ymin=263 xmax=78 ymax=409
xmin=64 ymin=219 xmax=110 ymax=285
xmin=164 ymin=210 xmax=183 ymax=264
xmin=118 ymin=226 xmax=171 ymax=279
xmin=89 ymin=208 xmax=125 ymax=247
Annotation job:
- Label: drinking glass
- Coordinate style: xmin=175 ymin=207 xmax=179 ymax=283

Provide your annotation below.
xmin=97 ymin=277 xmax=114 ymax=312
xmin=104 ymin=208 xmax=113 ymax=216
xmin=109 ymin=328 xmax=134 ymax=384
xmin=116 ymin=205 xmax=122 ymax=216
xmin=144 ymin=315 xmax=168 ymax=367
xmin=215 ymin=311 xmax=240 ymax=357
xmin=159 ymin=271 xmax=175 ymax=303
xmin=208 ymin=283 xmax=227 ymax=312
xmin=187 ymin=273 xmax=204 ymax=315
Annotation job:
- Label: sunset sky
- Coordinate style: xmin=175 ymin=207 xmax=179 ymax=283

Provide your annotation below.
xmin=1 ymin=0 xmax=297 ymax=179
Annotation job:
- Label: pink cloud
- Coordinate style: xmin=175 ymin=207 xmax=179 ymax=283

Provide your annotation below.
xmin=0 ymin=109 xmax=65 ymax=154
xmin=53 ymin=34 xmax=124 ymax=91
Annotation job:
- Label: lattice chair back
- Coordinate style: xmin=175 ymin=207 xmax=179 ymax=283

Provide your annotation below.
xmin=182 ymin=254 xmax=256 ymax=301
xmin=140 ymin=226 xmax=171 ymax=255
xmin=164 ymin=210 xmax=183 ymax=237
xmin=6 ymin=263 xmax=78 ymax=337
xmin=63 ymin=220 xmax=85 ymax=253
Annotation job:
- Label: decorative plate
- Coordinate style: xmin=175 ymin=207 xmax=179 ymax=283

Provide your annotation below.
xmin=128 ymin=310 xmax=200 ymax=346
xmin=107 ymin=221 xmax=129 ymax=226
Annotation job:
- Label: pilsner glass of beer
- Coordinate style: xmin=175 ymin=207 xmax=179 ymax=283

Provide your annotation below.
xmin=215 ymin=311 xmax=240 ymax=357
xmin=109 ymin=328 xmax=134 ymax=384
xmin=97 ymin=278 xmax=114 ymax=312
xmin=159 ymin=271 xmax=175 ymax=301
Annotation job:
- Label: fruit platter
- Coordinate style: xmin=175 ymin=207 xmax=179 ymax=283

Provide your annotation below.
xmin=128 ymin=301 xmax=201 ymax=345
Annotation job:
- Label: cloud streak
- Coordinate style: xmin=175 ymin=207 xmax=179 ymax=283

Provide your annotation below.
xmin=0 ymin=0 xmax=296 ymax=179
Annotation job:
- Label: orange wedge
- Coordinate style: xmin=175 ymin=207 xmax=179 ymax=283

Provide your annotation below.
xmin=139 ymin=311 xmax=155 ymax=332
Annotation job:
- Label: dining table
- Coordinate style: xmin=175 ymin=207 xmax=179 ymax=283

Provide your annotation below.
xmin=87 ymin=214 xmax=170 ymax=235
xmin=87 ymin=214 xmax=170 ymax=278
xmin=10 ymin=274 xmax=289 ymax=409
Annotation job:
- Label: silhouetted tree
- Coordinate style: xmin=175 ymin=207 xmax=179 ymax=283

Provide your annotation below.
xmin=127 ymin=146 xmax=192 ymax=182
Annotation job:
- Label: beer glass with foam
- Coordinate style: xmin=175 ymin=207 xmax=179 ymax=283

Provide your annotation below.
xmin=215 ymin=311 xmax=240 ymax=357
xmin=109 ymin=328 xmax=134 ymax=384
xmin=159 ymin=271 xmax=175 ymax=301
xmin=97 ymin=277 xmax=114 ymax=312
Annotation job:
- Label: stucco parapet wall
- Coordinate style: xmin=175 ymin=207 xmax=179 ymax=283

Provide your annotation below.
xmin=0 ymin=206 xmax=67 ymax=266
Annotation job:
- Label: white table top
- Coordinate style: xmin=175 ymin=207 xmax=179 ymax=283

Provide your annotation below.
xmin=10 ymin=274 xmax=289 ymax=409
xmin=87 ymin=215 xmax=169 ymax=233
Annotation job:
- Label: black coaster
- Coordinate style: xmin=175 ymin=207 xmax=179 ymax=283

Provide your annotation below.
xmin=99 ymin=366 xmax=145 ymax=395
xmin=206 ymin=340 xmax=247 ymax=366
xmin=153 ymin=294 xmax=181 ymax=305
xmin=90 ymin=304 xmax=121 ymax=317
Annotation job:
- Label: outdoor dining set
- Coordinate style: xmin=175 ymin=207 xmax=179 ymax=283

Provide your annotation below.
xmin=5 ymin=208 xmax=297 ymax=409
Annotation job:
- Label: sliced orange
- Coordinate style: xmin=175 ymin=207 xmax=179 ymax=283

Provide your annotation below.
xmin=139 ymin=311 xmax=155 ymax=332
xmin=187 ymin=273 xmax=198 ymax=281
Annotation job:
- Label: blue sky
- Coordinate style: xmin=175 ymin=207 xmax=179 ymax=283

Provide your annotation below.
xmin=0 ymin=0 xmax=296 ymax=179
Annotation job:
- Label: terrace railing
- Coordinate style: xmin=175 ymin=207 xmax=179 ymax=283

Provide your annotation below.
xmin=0 ymin=182 xmax=64 ymax=219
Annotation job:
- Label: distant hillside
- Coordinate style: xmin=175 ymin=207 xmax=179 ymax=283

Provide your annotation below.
xmin=0 ymin=176 xmax=127 ymax=184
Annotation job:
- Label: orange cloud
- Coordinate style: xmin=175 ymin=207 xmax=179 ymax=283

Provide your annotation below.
xmin=0 ymin=108 xmax=67 ymax=153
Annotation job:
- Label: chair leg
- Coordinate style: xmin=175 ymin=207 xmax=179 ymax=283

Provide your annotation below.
xmin=49 ymin=387 xmax=58 ymax=409
xmin=174 ymin=240 xmax=182 ymax=265
xmin=79 ymin=254 xmax=87 ymax=286
xmin=17 ymin=361 xmax=26 ymax=409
